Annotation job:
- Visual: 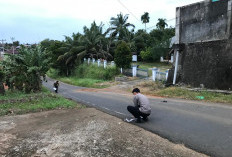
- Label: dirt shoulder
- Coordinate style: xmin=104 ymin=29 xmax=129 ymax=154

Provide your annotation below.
xmin=0 ymin=108 xmax=207 ymax=157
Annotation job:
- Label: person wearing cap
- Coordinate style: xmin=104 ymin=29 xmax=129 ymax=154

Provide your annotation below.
xmin=127 ymin=88 xmax=151 ymax=123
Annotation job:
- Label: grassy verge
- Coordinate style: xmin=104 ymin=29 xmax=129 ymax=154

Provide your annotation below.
xmin=0 ymin=88 xmax=84 ymax=116
xmin=135 ymin=81 xmax=232 ymax=104
xmin=131 ymin=62 xmax=172 ymax=76
xmin=56 ymin=77 xmax=112 ymax=88
xmin=47 ymin=64 xmax=119 ymax=88
xmin=132 ymin=62 xmax=172 ymax=70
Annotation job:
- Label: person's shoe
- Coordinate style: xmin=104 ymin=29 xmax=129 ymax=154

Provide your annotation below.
xmin=142 ymin=117 xmax=148 ymax=122
xmin=136 ymin=118 xmax=142 ymax=123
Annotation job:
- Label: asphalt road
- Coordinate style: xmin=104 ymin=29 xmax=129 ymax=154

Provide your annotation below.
xmin=44 ymin=78 xmax=232 ymax=157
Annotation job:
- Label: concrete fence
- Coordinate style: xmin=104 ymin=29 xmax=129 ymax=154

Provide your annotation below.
xmin=83 ymin=58 xmax=115 ymax=69
xmin=160 ymin=55 xmax=174 ymax=63
xmin=152 ymin=68 xmax=169 ymax=81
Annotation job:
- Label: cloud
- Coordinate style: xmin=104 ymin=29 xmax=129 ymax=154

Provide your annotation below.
xmin=0 ymin=0 xmax=201 ymax=43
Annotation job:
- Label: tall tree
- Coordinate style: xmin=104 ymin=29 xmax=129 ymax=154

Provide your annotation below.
xmin=156 ymin=18 xmax=168 ymax=30
xmin=108 ymin=13 xmax=135 ymax=40
xmin=58 ymin=21 xmax=112 ymax=73
xmin=141 ymin=12 xmax=150 ymax=32
xmin=114 ymin=41 xmax=131 ymax=71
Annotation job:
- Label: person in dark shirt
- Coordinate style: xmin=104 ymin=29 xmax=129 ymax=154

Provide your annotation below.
xmin=53 ymin=81 xmax=59 ymax=93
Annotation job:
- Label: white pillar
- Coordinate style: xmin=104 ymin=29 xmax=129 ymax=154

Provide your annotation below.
xmin=104 ymin=60 xmax=107 ymax=68
xmin=97 ymin=59 xmax=100 ymax=67
xmin=152 ymin=68 xmax=158 ymax=81
xmin=84 ymin=58 xmax=86 ymax=62
xmin=173 ymin=51 xmax=179 ymax=85
xmin=160 ymin=56 xmax=164 ymax=62
xmin=166 ymin=69 xmax=169 ymax=80
xmin=132 ymin=66 xmax=137 ymax=77
xmin=111 ymin=61 xmax=115 ymax=66
xmin=88 ymin=58 xmax=90 ymax=65
xmin=92 ymin=58 xmax=95 ymax=64
xmin=120 ymin=68 xmax=123 ymax=74
xmin=170 ymin=55 xmax=174 ymax=63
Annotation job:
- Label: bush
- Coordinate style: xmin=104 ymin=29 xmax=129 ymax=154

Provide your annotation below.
xmin=114 ymin=41 xmax=132 ymax=69
xmin=151 ymin=47 xmax=169 ymax=62
xmin=140 ymin=47 xmax=152 ymax=61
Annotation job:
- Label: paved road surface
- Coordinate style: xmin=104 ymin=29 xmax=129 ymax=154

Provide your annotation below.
xmin=44 ymin=78 xmax=232 ymax=157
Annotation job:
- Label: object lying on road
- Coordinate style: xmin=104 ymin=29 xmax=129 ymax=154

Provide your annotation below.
xmin=124 ymin=118 xmax=136 ymax=123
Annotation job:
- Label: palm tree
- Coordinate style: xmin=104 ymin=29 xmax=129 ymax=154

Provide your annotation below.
xmin=141 ymin=12 xmax=150 ymax=32
xmin=107 ymin=13 xmax=135 ymax=40
xmin=58 ymin=21 xmax=112 ymax=69
xmin=156 ymin=18 xmax=168 ymax=30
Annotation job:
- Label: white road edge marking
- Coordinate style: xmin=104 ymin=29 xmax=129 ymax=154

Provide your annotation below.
xmin=115 ymin=111 xmax=126 ymax=116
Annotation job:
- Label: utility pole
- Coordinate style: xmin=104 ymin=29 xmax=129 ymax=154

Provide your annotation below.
xmin=10 ymin=37 xmax=15 ymax=55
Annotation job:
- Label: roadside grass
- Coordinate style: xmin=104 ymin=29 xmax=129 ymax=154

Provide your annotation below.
xmin=57 ymin=77 xmax=110 ymax=88
xmin=0 ymin=88 xmax=84 ymax=116
xmin=47 ymin=64 xmax=119 ymax=88
xmin=136 ymin=81 xmax=232 ymax=104
xmin=132 ymin=62 xmax=172 ymax=76
xmin=133 ymin=62 xmax=172 ymax=70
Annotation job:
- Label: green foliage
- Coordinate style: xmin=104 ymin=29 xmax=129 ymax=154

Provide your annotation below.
xmin=1 ymin=46 xmax=50 ymax=93
xmin=140 ymin=47 xmax=152 ymax=61
xmin=108 ymin=13 xmax=135 ymax=40
xmin=141 ymin=12 xmax=150 ymax=31
xmin=0 ymin=69 xmax=5 ymax=95
xmin=0 ymin=89 xmax=82 ymax=116
xmin=156 ymin=18 xmax=168 ymax=30
xmin=40 ymin=39 xmax=68 ymax=76
xmin=151 ymin=47 xmax=169 ymax=61
xmin=75 ymin=64 xmax=119 ymax=80
xmin=54 ymin=77 xmax=107 ymax=88
xmin=114 ymin=41 xmax=132 ymax=69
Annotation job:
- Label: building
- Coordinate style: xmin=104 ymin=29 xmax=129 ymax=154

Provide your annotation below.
xmin=168 ymin=0 xmax=232 ymax=90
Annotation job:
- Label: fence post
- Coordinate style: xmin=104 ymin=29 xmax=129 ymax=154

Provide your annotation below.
xmin=104 ymin=60 xmax=107 ymax=69
xmin=97 ymin=59 xmax=100 ymax=67
xmin=132 ymin=65 xmax=137 ymax=77
xmin=160 ymin=56 xmax=164 ymax=62
xmin=152 ymin=68 xmax=158 ymax=81
xmin=88 ymin=58 xmax=90 ymax=65
xmin=111 ymin=61 xmax=115 ymax=66
xmin=166 ymin=69 xmax=169 ymax=80
xmin=92 ymin=58 xmax=95 ymax=64
xmin=170 ymin=55 xmax=174 ymax=63
xmin=120 ymin=68 xmax=123 ymax=74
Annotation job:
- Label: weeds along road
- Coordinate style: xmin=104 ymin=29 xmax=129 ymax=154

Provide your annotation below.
xmin=43 ymin=78 xmax=232 ymax=157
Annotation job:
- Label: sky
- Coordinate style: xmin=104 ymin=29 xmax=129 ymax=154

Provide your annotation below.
xmin=0 ymin=0 xmax=202 ymax=44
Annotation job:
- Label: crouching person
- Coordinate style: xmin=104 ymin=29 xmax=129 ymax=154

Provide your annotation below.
xmin=127 ymin=88 xmax=151 ymax=123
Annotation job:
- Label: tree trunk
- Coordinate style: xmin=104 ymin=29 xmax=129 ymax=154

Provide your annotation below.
xmin=0 ymin=82 xmax=5 ymax=95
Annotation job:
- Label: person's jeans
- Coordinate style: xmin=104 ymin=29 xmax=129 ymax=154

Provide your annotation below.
xmin=127 ymin=106 xmax=150 ymax=119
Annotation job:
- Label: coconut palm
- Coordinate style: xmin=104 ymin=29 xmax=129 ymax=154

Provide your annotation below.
xmin=156 ymin=18 xmax=168 ymax=30
xmin=108 ymin=13 xmax=135 ymax=40
xmin=58 ymin=21 xmax=112 ymax=69
xmin=141 ymin=12 xmax=150 ymax=32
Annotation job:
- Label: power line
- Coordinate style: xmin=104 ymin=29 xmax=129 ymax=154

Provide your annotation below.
xmin=147 ymin=1 xmax=231 ymax=30
xmin=116 ymin=0 xmax=141 ymax=22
